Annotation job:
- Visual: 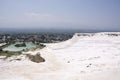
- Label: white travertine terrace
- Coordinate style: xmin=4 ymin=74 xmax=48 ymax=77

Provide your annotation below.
xmin=0 ymin=32 xmax=120 ymax=80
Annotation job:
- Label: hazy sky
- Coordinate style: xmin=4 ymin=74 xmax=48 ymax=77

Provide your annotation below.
xmin=0 ymin=0 xmax=120 ymax=31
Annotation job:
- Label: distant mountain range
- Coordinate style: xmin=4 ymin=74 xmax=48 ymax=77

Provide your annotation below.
xmin=0 ymin=27 xmax=119 ymax=34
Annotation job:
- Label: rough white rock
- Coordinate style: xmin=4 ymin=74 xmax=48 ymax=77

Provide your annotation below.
xmin=0 ymin=32 xmax=120 ymax=80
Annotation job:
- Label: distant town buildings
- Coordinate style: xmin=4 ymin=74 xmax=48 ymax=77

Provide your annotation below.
xmin=0 ymin=33 xmax=73 ymax=43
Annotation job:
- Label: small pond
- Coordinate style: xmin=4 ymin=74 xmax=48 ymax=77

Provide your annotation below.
xmin=3 ymin=42 xmax=36 ymax=51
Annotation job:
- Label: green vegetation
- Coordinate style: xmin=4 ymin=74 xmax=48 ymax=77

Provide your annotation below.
xmin=0 ymin=48 xmax=2 ymax=52
xmin=15 ymin=43 xmax=26 ymax=47
xmin=0 ymin=40 xmax=46 ymax=59
xmin=36 ymin=43 xmax=46 ymax=49
xmin=0 ymin=50 xmax=22 ymax=58
xmin=0 ymin=42 xmax=22 ymax=58
xmin=0 ymin=42 xmax=46 ymax=63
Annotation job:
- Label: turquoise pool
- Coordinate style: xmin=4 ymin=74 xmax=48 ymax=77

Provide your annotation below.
xmin=3 ymin=42 xmax=36 ymax=51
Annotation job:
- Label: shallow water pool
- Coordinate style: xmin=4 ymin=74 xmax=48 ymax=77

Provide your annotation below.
xmin=3 ymin=42 xmax=36 ymax=51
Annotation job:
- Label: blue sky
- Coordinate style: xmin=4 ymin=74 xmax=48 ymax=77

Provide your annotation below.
xmin=0 ymin=0 xmax=120 ymax=31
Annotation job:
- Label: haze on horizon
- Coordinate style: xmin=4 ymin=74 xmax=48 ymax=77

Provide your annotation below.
xmin=0 ymin=0 xmax=120 ymax=32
